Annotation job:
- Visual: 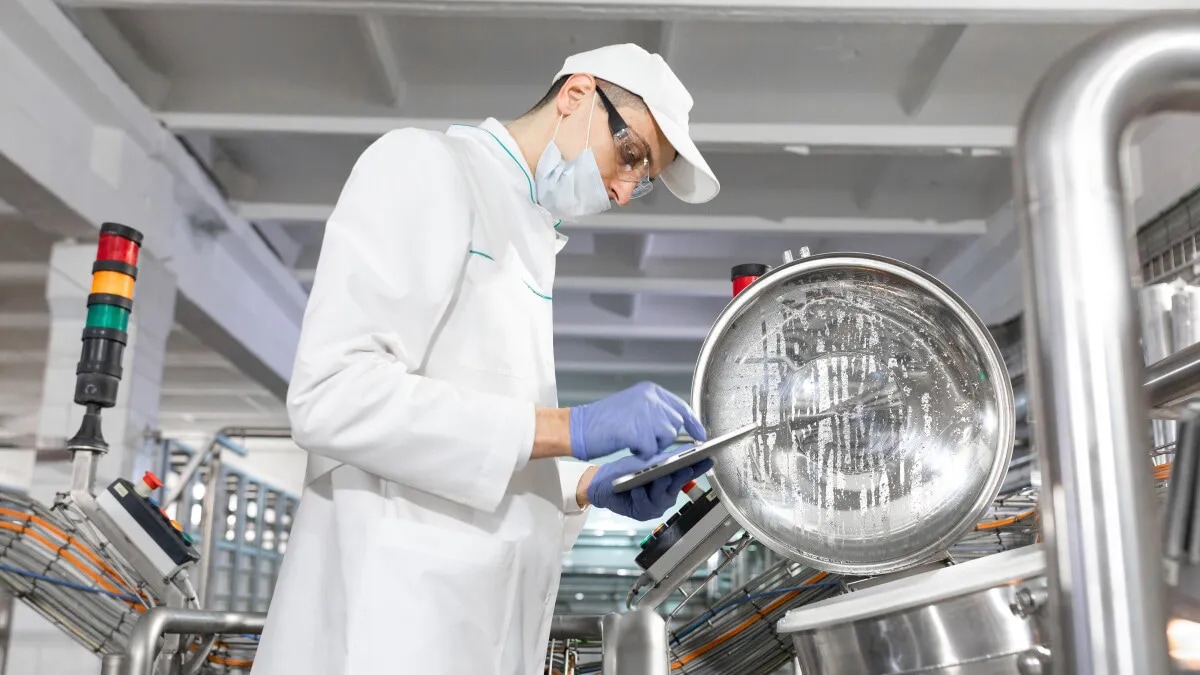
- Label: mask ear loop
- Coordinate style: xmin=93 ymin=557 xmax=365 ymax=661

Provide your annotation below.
xmin=550 ymin=90 xmax=597 ymax=148
xmin=584 ymin=92 xmax=597 ymax=149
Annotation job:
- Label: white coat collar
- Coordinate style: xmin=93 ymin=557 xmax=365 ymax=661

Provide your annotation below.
xmin=446 ymin=119 xmax=569 ymax=254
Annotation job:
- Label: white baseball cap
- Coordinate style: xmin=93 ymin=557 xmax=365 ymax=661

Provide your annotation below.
xmin=553 ymin=44 xmax=720 ymax=204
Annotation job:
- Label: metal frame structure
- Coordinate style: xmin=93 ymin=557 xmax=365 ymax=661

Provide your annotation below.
xmin=155 ymin=429 xmax=298 ymax=612
xmin=1013 ymin=13 xmax=1200 ymax=674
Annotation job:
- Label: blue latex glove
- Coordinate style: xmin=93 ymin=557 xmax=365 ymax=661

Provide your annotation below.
xmin=569 ymin=382 xmax=706 ymax=461
xmin=586 ymin=451 xmax=715 ymax=522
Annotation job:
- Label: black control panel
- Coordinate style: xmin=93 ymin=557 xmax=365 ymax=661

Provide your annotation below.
xmin=636 ymin=492 xmax=722 ymax=571
xmin=106 ymin=478 xmax=200 ymax=568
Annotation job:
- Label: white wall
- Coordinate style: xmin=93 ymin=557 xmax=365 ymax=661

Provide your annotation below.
xmin=1132 ymin=115 xmax=1200 ymax=227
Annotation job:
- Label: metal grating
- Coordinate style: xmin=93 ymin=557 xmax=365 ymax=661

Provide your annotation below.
xmin=158 ymin=439 xmax=298 ymax=615
xmin=1138 ymin=185 xmax=1200 ymax=285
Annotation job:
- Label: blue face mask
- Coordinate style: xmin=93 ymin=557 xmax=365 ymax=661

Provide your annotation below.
xmin=534 ymin=95 xmax=612 ymax=221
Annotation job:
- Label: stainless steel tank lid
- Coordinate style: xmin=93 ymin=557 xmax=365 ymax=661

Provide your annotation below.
xmin=775 ymin=545 xmax=1045 ymax=634
xmin=692 ymin=253 xmax=1015 ymax=575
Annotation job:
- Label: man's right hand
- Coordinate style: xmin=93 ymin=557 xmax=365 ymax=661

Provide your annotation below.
xmin=566 ymin=382 xmax=706 ymax=461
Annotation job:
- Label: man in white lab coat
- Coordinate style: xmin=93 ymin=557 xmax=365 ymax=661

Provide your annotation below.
xmin=250 ymin=43 xmax=721 ymax=675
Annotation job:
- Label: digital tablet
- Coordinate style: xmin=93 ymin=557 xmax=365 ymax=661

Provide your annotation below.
xmin=611 ymin=422 xmax=759 ymax=493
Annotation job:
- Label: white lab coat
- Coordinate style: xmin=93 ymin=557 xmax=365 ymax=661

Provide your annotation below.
xmin=250 ymin=119 xmax=591 ymax=675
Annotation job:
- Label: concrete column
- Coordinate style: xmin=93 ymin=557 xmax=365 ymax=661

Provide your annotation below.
xmin=36 ymin=240 xmax=177 ymax=491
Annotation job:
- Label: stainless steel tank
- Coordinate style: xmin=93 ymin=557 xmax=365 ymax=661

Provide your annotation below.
xmin=691 ymin=253 xmax=1015 ymax=576
xmin=777 ymin=545 xmax=1049 ymax=675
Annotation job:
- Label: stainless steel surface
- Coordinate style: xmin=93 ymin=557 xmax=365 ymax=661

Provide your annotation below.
xmin=195 ymin=443 xmax=222 ymax=606
xmin=0 ymin=587 xmax=10 ymax=675
xmin=781 ymin=547 xmax=1046 ymax=675
xmin=633 ymin=509 xmax=743 ymax=611
xmin=120 ymin=607 xmax=266 ymax=675
xmin=1148 ymin=341 xmax=1200 ymax=413
xmin=101 ymin=655 xmax=125 ymax=675
xmin=65 ymin=470 xmax=188 ymax=609
xmin=692 ymin=253 xmax=1014 ymax=575
xmin=550 ymin=614 xmax=604 ymax=640
xmin=1166 ymin=417 xmax=1200 ymax=574
xmin=601 ymin=611 xmax=669 ymax=675
xmin=1013 ymin=14 xmax=1199 ymax=675
xmin=612 ymin=422 xmax=758 ymax=492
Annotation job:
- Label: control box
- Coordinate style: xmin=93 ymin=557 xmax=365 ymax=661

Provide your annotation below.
xmin=96 ymin=471 xmax=199 ymax=580
xmin=636 ymin=486 xmax=740 ymax=583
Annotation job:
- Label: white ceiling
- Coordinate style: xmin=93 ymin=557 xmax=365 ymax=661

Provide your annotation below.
xmin=0 ymin=0 xmax=1182 ymax=442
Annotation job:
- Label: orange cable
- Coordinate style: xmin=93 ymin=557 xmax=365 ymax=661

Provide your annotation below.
xmin=975 ymin=508 xmax=1038 ymax=531
xmin=0 ymin=507 xmax=137 ymax=595
xmin=207 ymin=655 xmax=255 ymax=668
xmin=671 ymin=571 xmax=829 ymax=670
xmin=0 ymin=521 xmax=142 ymax=610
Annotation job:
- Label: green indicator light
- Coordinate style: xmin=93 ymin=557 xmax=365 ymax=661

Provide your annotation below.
xmin=181 ymin=532 xmax=194 ymax=545
xmin=86 ymin=303 xmax=130 ymax=331
xmin=980 ymin=372 xmax=987 ymax=381
xmin=639 ymin=534 xmax=652 ymax=547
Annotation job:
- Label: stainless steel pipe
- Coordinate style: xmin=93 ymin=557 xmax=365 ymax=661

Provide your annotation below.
xmin=601 ymin=611 xmax=669 ymax=675
xmin=1013 ymin=14 xmax=1200 ymax=675
xmin=1146 ymin=340 xmax=1200 ymax=413
xmin=100 ymin=655 xmax=124 ymax=675
xmin=120 ymin=607 xmax=266 ymax=675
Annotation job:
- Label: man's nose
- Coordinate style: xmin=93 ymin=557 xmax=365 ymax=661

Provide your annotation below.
xmin=610 ymin=179 xmax=634 ymax=206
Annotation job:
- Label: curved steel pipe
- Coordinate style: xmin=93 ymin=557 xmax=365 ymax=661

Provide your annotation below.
xmin=120 ymin=607 xmax=266 ymax=675
xmin=1014 ymin=14 xmax=1200 ymax=674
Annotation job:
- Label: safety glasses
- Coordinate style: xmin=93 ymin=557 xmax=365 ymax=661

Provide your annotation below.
xmin=594 ymin=87 xmax=654 ymax=200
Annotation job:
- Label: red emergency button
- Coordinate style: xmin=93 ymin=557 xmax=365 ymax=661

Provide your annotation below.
xmin=142 ymin=471 xmax=163 ymax=490
xmin=682 ymin=480 xmax=706 ymax=502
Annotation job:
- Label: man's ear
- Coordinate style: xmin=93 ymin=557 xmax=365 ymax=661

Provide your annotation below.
xmin=555 ymin=73 xmax=596 ymax=116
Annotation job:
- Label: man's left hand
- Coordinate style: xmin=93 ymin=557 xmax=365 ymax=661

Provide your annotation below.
xmin=575 ymin=451 xmax=713 ymax=521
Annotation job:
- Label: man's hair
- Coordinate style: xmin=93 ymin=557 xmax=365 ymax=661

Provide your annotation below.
xmin=525 ymin=75 xmax=648 ymax=116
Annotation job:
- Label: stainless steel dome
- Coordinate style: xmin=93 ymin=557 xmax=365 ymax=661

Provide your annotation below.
xmin=692 ymin=253 xmax=1015 ymax=575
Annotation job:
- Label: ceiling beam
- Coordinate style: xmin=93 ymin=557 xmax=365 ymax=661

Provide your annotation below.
xmin=851 ymin=159 xmax=891 ymax=211
xmin=0 ymin=1 xmax=306 ymax=400
xmin=55 ymin=0 xmax=1197 ymax=24
xmin=58 ymin=5 xmax=172 ymax=108
xmin=555 ymin=322 xmax=708 ymax=341
xmin=291 ymin=266 xmax=730 ymax=296
xmin=0 ymin=262 xmax=48 ymax=283
xmin=897 ymin=24 xmax=966 ymax=117
xmin=161 ymin=113 xmax=1015 ymax=151
xmin=657 ymin=21 xmax=679 ymax=65
xmin=0 ymin=313 xmax=50 ymax=330
xmin=556 ymin=359 xmax=694 ymax=375
xmin=236 ymin=203 xmax=989 ymax=235
xmin=358 ymin=14 xmax=406 ymax=108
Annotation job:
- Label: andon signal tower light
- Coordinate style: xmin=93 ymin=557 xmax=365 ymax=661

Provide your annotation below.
xmin=67 ymin=223 xmax=144 ymax=454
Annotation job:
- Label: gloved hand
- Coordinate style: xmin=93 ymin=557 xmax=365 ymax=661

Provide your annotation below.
xmin=569 ymin=382 xmax=706 ymax=461
xmin=586 ymin=451 xmax=714 ymax=522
